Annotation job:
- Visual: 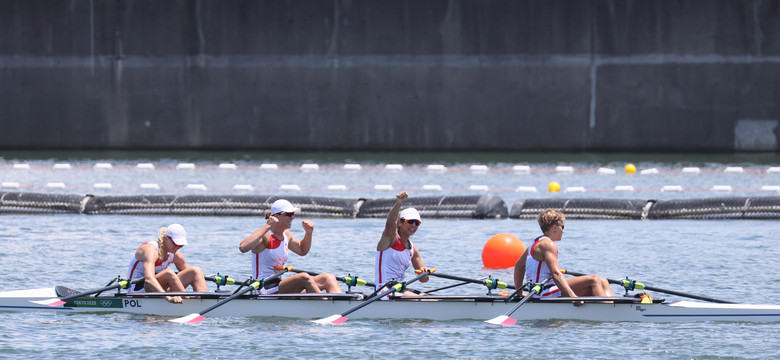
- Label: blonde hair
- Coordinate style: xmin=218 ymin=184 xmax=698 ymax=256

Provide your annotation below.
xmin=537 ymin=208 xmax=565 ymax=232
xmin=156 ymin=227 xmax=167 ymax=260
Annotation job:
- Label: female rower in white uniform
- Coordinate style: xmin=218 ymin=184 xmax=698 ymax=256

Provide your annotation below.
xmin=375 ymin=191 xmax=429 ymax=297
xmin=513 ymin=208 xmax=613 ymax=306
xmin=126 ymin=224 xmax=207 ymax=304
xmin=238 ymin=199 xmax=341 ymax=294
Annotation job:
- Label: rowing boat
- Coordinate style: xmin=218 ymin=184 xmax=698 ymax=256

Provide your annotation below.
xmin=2 ymin=286 xmax=779 ymax=322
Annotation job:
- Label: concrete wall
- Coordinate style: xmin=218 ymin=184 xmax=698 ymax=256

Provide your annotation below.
xmin=1 ymin=0 xmax=778 ymax=151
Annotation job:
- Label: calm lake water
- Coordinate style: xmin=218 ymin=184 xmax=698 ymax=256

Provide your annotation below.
xmin=1 ymin=152 xmax=779 ymax=359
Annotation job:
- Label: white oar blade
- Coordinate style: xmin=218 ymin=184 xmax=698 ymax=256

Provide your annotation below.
xmin=29 ymin=298 xmax=66 ymax=307
xmin=169 ymin=313 xmax=205 ymax=324
xmin=311 ymin=314 xmax=348 ymax=325
xmin=484 ymin=315 xmax=517 ymax=326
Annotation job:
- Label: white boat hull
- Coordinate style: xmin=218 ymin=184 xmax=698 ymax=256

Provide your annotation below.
xmin=2 ymin=288 xmax=780 ymax=323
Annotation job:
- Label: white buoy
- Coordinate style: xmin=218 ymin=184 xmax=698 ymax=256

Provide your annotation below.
xmin=93 ymin=163 xmax=113 ymax=169
xmin=12 ymin=164 xmax=30 ymax=170
xmin=640 ymin=168 xmax=660 ymax=175
xmin=766 ymin=167 xmax=780 ymax=173
xmin=422 ymin=184 xmax=443 ymax=191
xmin=613 ymin=185 xmax=635 ymax=192
xmin=385 ymin=164 xmax=404 ymax=171
xmin=564 ymin=186 xmax=586 ymax=193
xmin=186 ymin=184 xmax=207 ymax=191
xmin=136 ymin=163 xmax=155 ymax=170
xmin=374 ymin=184 xmax=394 ymax=191
xmin=46 ymin=182 xmax=66 ymax=189
xmin=260 ymin=163 xmax=279 ymax=170
xmin=760 ymin=185 xmax=780 ymax=192
xmin=468 ymin=185 xmax=489 ymax=191
xmin=724 ymin=167 xmax=744 ymax=173
xmin=176 ymin=163 xmax=196 ymax=170
xmin=515 ymin=186 xmax=538 ymax=192
xmin=597 ymin=168 xmax=616 ymax=175
xmin=711 ymin=185 xmax=733 ymax=192
xmin=93 ymin=183 xmax=112 ymax=189
xmin=555 ymin=166 xmax=574 ymax=173
xmin=469 ymin=165 xmax=489 ymax=174
xmin=233 ymin=184 xmax=254 ymax=191
xmin=426 ymin=164 xmax=447 ymax=173
xmin=280 ymin=184 xmax=302 ymax=191
xmin=218 ymin=163 xmax=238 ymax=170
xmin=661 ymin=185 xmax=684 ymax=192
xmin=343 ymin=164 xmax=362 ymax=171
xmin=1 ymin=182 xmax=20 ymax=189
xmin=300 ymin=164 xmax=319 ymax=172
xmin=327 ymin=184 xmax=348 ymax=191
xmin=53 ymin=163 xmax=72 ymax=170
xmin=512 ymin=165 xmax=531 ymax=174
xmin=682 ymin=167 xmax=701 ymax=174
xmin=140 ymin=183 xmax=161 ymax=190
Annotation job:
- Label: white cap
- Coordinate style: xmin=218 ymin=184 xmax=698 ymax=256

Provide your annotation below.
xmin=270 ymin=199 xmax=300 ymax=215
xmin=165 ymin=224 xmax=188 ymax=246
xmin=399 ymin=208 xmax=421 ymax=221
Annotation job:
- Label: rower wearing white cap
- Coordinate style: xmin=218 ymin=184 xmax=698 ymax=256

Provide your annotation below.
xmin=375 ymin=192 xmax=430 ymax=297
xmin=126 ymin=224 xmax=207 ymax=304
xmin=239 ymin=199 xmax=341 ymax=294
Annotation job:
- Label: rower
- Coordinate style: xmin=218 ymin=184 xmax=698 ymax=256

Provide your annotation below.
xmin=238 ymin=199 xmax=341 ymax=294
xmin=513 ymin=209 xmax=614 ymax=306
xmin=375 ymin=192 xmax=430 ymax=298
xmin=126 ymin=224 xmax=208 ymax=304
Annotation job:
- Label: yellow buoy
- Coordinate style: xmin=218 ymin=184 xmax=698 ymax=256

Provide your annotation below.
xmin=625 ymin=163 xmax=636 ymax=174
xmin=548 ymin=181 xmax=561 ymax=192
xmin=481 ymin=233 xmax=525 ymax=269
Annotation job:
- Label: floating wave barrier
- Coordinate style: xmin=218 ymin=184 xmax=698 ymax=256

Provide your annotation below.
xmin=4 ymin=192 xmax=780 ymax=219
xmin=0 ymin=192 xmax=507 ymax=219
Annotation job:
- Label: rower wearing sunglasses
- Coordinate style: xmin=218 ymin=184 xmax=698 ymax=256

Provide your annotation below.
xmin=239 ymin=199 xmax=341 ymax=294
xmin=126 ymin=224 xmax=208 ymax=304
xmin=375 ymin=192 xmax=430 ymax=298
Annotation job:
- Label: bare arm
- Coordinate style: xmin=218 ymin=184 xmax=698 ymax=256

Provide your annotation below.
xmin=288 ymin=221 xmax=314 ymax=256
xmin=513 ymin=249 xmax=528 ymax=289
xmin=136 ymin=244 xmax=167 ymax=293
xmin=239 ymin=216 xmax=277 ymax=253
xmin=378 ymin=192 xmax=407 ymax=251
xmin=172 ymin=251 xmax=188 ymax=272
xmin=410 ymin=243 xmax=429 ymax=283
xmin=539 ymin=241 xmax=577 ymax=297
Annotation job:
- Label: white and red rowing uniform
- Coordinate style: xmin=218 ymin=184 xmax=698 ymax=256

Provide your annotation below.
xmin=251 ymin=231 xmax=289 ymax=295
xmin=524 ymin=236 xmax=561 ymax=298
xmin=126 ymin=241 xmax=175 ymax=294
xmin=375 ymin=236 xmax=414 ymax=294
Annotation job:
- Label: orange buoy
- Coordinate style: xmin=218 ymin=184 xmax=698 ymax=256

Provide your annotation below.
xmin=481 ymin=233 xmax=525 ymax=269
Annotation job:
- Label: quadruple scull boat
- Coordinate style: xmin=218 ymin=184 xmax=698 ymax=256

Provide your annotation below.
xmin=1 ymin=286 xmax=779 ymax=323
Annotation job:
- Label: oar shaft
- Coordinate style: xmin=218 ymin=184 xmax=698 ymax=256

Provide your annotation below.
xmin=563 ymin=270 xmax=733 ymax=304
xmin=61 ymin=278 xmax=143 ymax=302
xmin=430 ymin=272 xmax=515 ymax=289
xmin=198 ymin=268 xmax=290 ymax=317
xmin=504 ymin=276 xmax=552 ymax=317
xmin=340 ymin=269 xmax=432 ymax=318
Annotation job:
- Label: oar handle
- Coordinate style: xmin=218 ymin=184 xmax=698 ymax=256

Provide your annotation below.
xmin=562 ymin=269 xmax=734 ymax=304
xmin=290 ymin=268 xmax=376 ymax=288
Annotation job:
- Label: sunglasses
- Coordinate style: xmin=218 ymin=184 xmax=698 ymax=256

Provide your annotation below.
xmin=276 ymin=212 xmax=295 ymax=217
xmin=169 ymin=237 xmax=183 ymax=249
xmin=402 ymin=219 xmax=421 ymax=226
xmin=559 ymin=224 xmax=565 ymax=230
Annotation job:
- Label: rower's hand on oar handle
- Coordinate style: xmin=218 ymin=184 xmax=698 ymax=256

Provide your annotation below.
xmin=274 ymin=265 xmax=293 ymax=271
xmin=415 ymin=267 xmax=434 ymax=282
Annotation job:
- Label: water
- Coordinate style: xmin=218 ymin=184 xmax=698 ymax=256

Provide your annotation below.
xmin=1 ymin=151 xmax=780 ymax=359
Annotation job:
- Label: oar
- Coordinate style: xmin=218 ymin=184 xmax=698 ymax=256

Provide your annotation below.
xmin=485 ymin=276 xmax=552 ymax=326
xmin=562 ymin=270 xmax=734 ymax=304
xmin=30 ymin=278 xmax=144 ymax=307
xmin=170 ymin=266 xmax=293 ymax=324
xmin=312 ymin=268 xmax=434 ymax=325
xmin=290 ymin=268 xmax=376 ymax=288
xmin=204 ymin=274 xmax=237 ymax=286
xmin=430 ymin=272 xmax=515 ymax=290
